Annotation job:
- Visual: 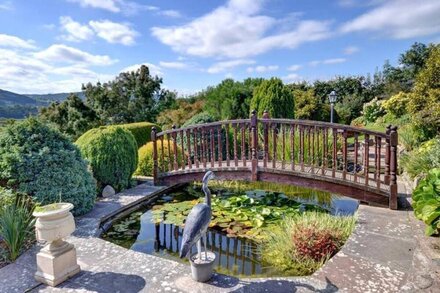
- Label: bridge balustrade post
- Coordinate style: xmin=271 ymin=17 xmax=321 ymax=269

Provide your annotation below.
xmin=389 ymin=126 xmax=398 ymax=210
xmin=251 ymin=110 xmax=258 ymax=181
xmin=151 ymin=127 xmax=158 ymax=186
xmin=262 ymin=110 xmax=269 ymax=168
xmin=384 ymin=125 xmax=391 ymax=185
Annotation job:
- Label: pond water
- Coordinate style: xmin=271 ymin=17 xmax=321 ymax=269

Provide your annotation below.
xmin=101 ymin=183 xmax=358 ymax=277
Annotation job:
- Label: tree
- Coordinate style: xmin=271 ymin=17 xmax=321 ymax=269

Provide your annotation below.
xmin=203 ymin=78 xmax=263 ymax=120
xmin=251 ymin=78 xmax=294 ymax=118
xmin=82 ymin=65 xmax=172 ymax=124
xmin=407 ymin=44 xmax=440 ymax=138
xmin=292 ymin=88 xmax=322 ymax=120
xmin=156 ymin=98 xmax=205 ymax=129
xmin=39 ymin=94 xmax=100 ymax=140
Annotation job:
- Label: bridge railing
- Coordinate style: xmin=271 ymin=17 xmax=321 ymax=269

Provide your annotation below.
xmin=151 ymin=111 xmax=398 ymax=209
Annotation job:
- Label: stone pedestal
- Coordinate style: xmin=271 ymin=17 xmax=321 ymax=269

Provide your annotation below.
xmin=35 ymin=242 xmax=80 ymax=286
xmin=33 ymin=203 xmax=81 ymax=287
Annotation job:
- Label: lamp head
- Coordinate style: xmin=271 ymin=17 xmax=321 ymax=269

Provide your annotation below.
xmin=329 ymin=90 xmax=337 ymax=104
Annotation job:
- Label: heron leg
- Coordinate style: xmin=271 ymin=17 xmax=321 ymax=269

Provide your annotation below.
xmin=203 ymin=232 xmax=207 ymax=260
xmin=197 ymin=239 xmax=202 ymax=260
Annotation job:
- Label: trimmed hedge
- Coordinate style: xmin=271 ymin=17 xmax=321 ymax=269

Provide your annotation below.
xmin=118 ymin=122 xmax=161 ymax=148
xmin=0 ymin=118 xmax=96 ymax=216
xmin=76 ymin=126 xmax=138 ymax=192
xmin=134 ymin=140 xmax=183 ymax=176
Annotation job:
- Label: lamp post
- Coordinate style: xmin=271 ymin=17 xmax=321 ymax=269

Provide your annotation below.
xmin=328 ymin=90 xmax=337 ymax=123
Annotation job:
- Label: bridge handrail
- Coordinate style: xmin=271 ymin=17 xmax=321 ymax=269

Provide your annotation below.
xmin=151 ymin=111 xmax=398 ymax=209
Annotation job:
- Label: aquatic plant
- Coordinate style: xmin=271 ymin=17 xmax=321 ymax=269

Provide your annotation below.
xmin=152 ymin=187 xmax=325 ymax=241
xmin=261 ymin=212 xmax=356 ymax=275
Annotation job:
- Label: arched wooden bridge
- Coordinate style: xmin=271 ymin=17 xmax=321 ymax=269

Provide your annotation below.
xmin=151 ymin=111 xmax=398 ymax=209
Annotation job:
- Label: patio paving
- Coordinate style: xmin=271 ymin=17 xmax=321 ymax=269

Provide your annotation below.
xmin=0 ymin=179 xmax=438 ymax=292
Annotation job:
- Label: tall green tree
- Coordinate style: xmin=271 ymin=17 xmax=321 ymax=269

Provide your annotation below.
xmin=39 ymin=94 xmax=100 ymax=140
xmin=251 ymin=78 xmax=294 ymax=118
xmin=203 ymin=78 xmax=263 ymax=120
xmin=82 ymin=65 xmax=173 ymax=124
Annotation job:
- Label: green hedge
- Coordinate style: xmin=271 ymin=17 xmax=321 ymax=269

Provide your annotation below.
xmin=0 ymin=118 xmax=97 ymax=216
xmin=118 ymin=122 xmax=161 ymax=148
xmin=134 ymin=140 xmax=183 ymax=176
xmin=76 ymin=126 xmax=138 ymax=192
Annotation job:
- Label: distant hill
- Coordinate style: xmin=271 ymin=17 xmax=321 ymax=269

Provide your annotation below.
xmin=27 ymin=92 xmax=85 ymax=104
xmin=0 ymin=89 xmax=38 ymax=106
xmin=0 ymin=89 xmax=85 ymax=119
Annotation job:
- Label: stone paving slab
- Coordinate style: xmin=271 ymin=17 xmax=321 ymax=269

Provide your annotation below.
xmin=0 ymin=180 xmax=438 ymax=292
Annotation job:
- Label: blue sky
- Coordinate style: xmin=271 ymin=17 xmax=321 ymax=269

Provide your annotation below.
xmin=0 ymin=0 xmax=439 ymax=95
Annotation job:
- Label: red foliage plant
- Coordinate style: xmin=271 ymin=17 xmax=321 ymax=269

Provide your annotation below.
xmin=291 ymin=227 xmax=340 ymax=262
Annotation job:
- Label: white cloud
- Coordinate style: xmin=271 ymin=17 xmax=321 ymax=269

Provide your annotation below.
xmin=343 ymin=46 xmax=359 ymax=55
xmin=89 ymin=20 xmax=138 ymax=45
xmin=60 ymin=16 xmax=94 ymax=42
xmin=0 ymin=34 xmax=36 ymax=49
xmin=151 ymin=0 xmax=331 ymax=58
xmin=67 ymin=0 xmax=120 ymax=12
xmin=34 ymin=44 xmax=117 ymax=66
xmin=247 ymin=65 xmax=278 ymax=73
xmin=67 ymin=0 xmax=169 ymax=16
xmin=341 ymin=0 xmax=440 ymax=39
xmin=120 ymin=63 xmax=163 ymax=77
xmin=159 ymin=61 xmax=189 ymax=69
xmin=287 ymin=64 xmax=302 ymax=71
xmin=207 ymin=59 xmax=255 ymax=74
xmin=0 ymin=48 xmax=113 ymax=94
xmin=323 ymin=58 xmax=346 ymax=64
xmin=0 ymin=1 xmax=13 ymax=10
xmin=309 ymin=58 xmax=346 ymax=66
xmin=159 ymin=10 xmax=182 ymax=18
xmin=283 ymin=73 xmax=302 ymax=83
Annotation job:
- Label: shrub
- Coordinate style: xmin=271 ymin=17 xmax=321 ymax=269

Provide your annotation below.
xmin=134 ymin=140 xmax=183 ymax=176
xmin=0 ymin=196 xmax=35 ymax=261
xmin=76 ymin=126 xmax=138 ymax=191
xmin=251 ymin=78 xmax=294 ymax=118
xmin=0 ymin=118 xmax=96 ymax=216
xmin=400 ymin=138 xmax=440 ymax=178
xmin=182 ymin=112 xmax=215 ymax=127
xmin=399 ymin=124 xmax=422 ymax=151
xmin=412 ymin=168 xmax=440 ymax=236
xmin=382 ymin=92 xmax=410 ymax=117
xmin=350 ymin=116 xmax=365 ymax=127
xmin=261 ymin=212 xmax=355 ymax=275
xmin=362 ymin=97 xmax=385 ymax=124
xmin=0 ymin=187 xmax=15 ymax=210
xmin=118 ymin=122 xmax=161 ymax=148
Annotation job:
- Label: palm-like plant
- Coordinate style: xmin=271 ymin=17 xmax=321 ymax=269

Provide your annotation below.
xmin=0 ymin=196 xmax=35 ymax=261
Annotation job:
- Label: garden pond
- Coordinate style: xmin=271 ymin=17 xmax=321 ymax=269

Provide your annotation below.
xmin=101 ymin=181 xmax=358 ymax=277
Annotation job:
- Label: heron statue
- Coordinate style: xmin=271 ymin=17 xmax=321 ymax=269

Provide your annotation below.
xmin=179 ymin=171 xmax=215 ymax=260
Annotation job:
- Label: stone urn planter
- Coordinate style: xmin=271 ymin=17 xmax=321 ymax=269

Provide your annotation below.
xmin=33 ymin=203 xmax=80 ymax=286
xmin=189 ymin=251 xmax=216 ymax=282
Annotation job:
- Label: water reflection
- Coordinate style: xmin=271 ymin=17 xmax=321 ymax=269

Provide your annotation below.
xmin=131 ymin=210 xmax=265 ymax=276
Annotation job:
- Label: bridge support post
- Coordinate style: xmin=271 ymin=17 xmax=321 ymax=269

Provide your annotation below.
xmin=389 ymin=126 xmax=398 ymax=210
xmin=151 ymin=127 xmax=158 ymax=186
xmin=251 ymin=110 xmax=258 ymax=181
xmin=384 ymin=125 xmax=391 ymax=185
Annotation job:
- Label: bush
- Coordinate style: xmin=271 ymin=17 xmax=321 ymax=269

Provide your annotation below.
xmin=382 ymin=92 xmax=410 ymax=117
xmin=182 ymin=112 xmax=215 ymax=127
xmin=251 ymin=78 xmax=294 ymax=118
xmin=350 ymin=116 xmax=365 ymax=127
xmin=362 ymin=97 xmax=385 ymax=124
xmin=261 ymin=212 xmax=355 ymax=275
xmin=0 ymin=196 xmax=34 ymax=261
xmin=400 ymin=138 xmax=440 ymax=179
xmin=76 ymin=126 xmax=138 ymax=192
xmin=0 ymin=118 xmax=96 ymax=216
xmin=118 ymin=122 xmax=161 ymax=148
xmin=0 ymin=187 xmax=15 ymax=210
xmin=412 ymin=168 xmax=440 ymax=236
xmin=399 ymin=124 xmax=422 ymax=151
xmin=134 ymin=140 xmax=183 ymax=176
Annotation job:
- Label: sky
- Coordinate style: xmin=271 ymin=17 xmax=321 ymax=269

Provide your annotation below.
xmin=0 ymin=0 xmax=439 ymax=95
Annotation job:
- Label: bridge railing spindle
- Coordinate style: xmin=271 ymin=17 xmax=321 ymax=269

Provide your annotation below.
xmin=210 ymin=128 xmax=215 ymax=167
xmin=364 ymin=134 xmax=370 ymax=186
xmin=354 ymin=132 xmax=359 ymax=183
